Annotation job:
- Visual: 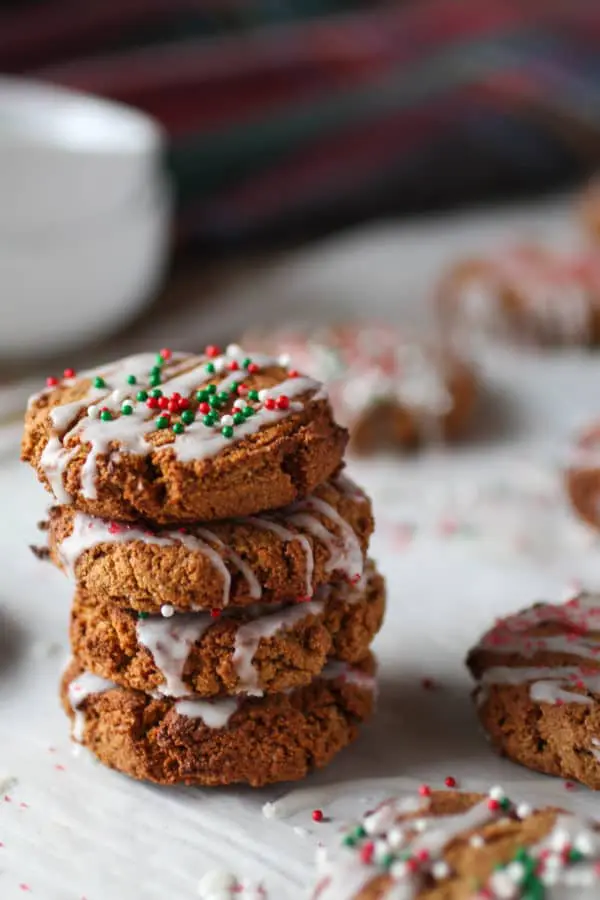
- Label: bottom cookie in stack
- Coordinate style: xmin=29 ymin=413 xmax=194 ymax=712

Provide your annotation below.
xmin=61 ymin=655 xmax=376 ymax=787
xmin=60 ymin=563 xmax=384 ymax=787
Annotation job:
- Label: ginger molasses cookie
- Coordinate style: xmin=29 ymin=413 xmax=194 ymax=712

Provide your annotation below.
xmin=242 ymin=324 xmax=476 ymax=453
xmin=22 ymin=345 xmax=347 ymax=524
xmin=69 ymin=562 xmax=385 ymax=698
xmin=467 ymin=594 xmax=600 ymax=790
xmin=48 ymin=474 xmax=373 ymax=611
xmin=565 ymin=422 xmax=600 ymax=530
xmin=438 ymin=243 xmax=600 ymax=347
xmin=61 ymin=655 xmax=376 ymax=787
xmin=312 ymin=785 xmax=600 ymax=898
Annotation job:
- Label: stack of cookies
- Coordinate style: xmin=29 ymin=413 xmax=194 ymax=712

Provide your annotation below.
xmin=22 ymin=345 xmax=384 ymax=787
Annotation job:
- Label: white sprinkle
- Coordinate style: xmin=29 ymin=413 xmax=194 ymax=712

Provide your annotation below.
xmin=278 ymin=354 xmax=291 ymax=367
xmin=470 ymin=834 xmax=485 ymax=848
xmin=160 ymin=604 xmax=175 ymax=618
xmin=226 ymin=344 xmax=242 ymax=357
xmin=505 ymin=862 xmax=526 ymax=883
xmin=516 ymin=803 xmax=532 ymax=820
xmin=574 ymin=831 xmax=596 ymax=856
xmin=197 ymin=870 xmax=237 ymax=898
xmin=213 ymin=358 xmax=226 ymax=374
xmin=431 ymin=861 xmax=450 ymax=880
xmin=258 ymin=389 xmax=269 ymax=402
xmin=549 ymin=828 xmax=571 ymax=852
xmin=111 ymin=389 xmax=126 ymax=403
xmin=488 ymin=785 xmax=506 ymax=801
xmin=233 ymin=398 xmax=246 ymax=410
xmin=220 ymin=415 xmax=234 ymax=427
xmin=390 ymin=861 xmax=410 ymax=880
xmin=87 ymin=404 xmax=99 ymax=418
xmin=387 ymin=827 xmax=406 ymax=849
xmin=413 ymin=819 xmax=427 ymax=832
xmin=262 ymin=802 xmax=277 ymax=820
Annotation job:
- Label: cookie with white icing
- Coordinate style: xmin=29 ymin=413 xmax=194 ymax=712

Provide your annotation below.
xmin=61 ymin=655 xmax=376 ymax=787
xmin=312 ymin=785 xmax=600 ymax=899
xmin=47 ymin=474 xmax=373 ymax=612
xmin=69 ymin=562 xmax=385 ymax=697
xmin=438 ymin=243 xmax=600 ymax=347
xmin=467 ymin=594 xmax=600 ymax=790
xmin=22 ymin=345 xmax=347 ymax=524
xmin=565 ymin=422 xmax=600 ymax=531
xmin=241 ymin=324 xmax=476 ymax=454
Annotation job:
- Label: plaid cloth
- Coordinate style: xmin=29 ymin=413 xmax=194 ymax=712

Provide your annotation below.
xmin=4 ymin=0 xmax=600 ymax=247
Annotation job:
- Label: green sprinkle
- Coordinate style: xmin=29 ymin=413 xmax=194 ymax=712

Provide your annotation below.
xmin=243 ymin=406 xmax=255 ymax=418
xmin=381 ymin=853 xmax=395 ymax=870
xmin=126 ymin=374 xmax=137 ymax=385
xmin=248 ymin=390 xmax=259 ymax=402
xmin=218 ymin=391 xmax=229 ymax=403
xmin=150 ymin=388 xmax=163 ymax=398
xmin=151 ymin=365 xmax=162 ymax=375
xmin=242 ymin=357 xmax=252 ymax=369
xmin=342 ymin=835 xmax=355 ymax=847
xmin=172 ymin=422 xmax=184 ymax=435
xmin=138 ymin=611 xmax=149 ymax=620
xmin=100 ymin=410 xmax=112 ymax=422
xmin=149 ymin=373 xmax=161 ymax=387
xmin=500 ymin=797 xmax=511 ymax=811
xmin=93 ymin=376 xmax=105 ymax=389
xmin=205 ymin=363 xmax=216 ymax=374
xmin=209 ymin=395 xmax=222 ymax=409
xmin=136 ymin=389 xmax=148 ymax=401
xmin=207 ymin=384 xmax=217 ymax=395
xmin=354 ymin=826 xmax=366 ymax=840
xmin=196 ymin=389 xmax=209 ymax=403
xmin=181 ymin=410 xmax=195 ymax=425
xmin=202 ymin=414 xmax=215 ymax=427
xmin=233 ymin=412 xmax=245 ymax=425
xmin=569 ymin=848 xmax=585 ymax=863
xmin=229 ymin=381 xmax=239 ymax=394
xmin=155 ymin=354 xmax=165 ymax=366
xmin=156 ymin=416 xmax=169 ymax=430
xmin=222 ymin=426 xmax=234 ymax=439
xmin=121 ymin=404 xmax=133 ymax=416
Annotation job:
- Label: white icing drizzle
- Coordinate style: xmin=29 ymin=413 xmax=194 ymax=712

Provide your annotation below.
xmin=34 ymin=348 xmax=323 ymax=504
xmin=231 ymin=600 xmax=323 ymax=694
xmin=67 ymin=669 xmax=114 ymax=742
xmin=288 ymin=496 xmax=364 ymax=586
xmin=175 ymin=696 xmax=239 ymax=729
xmin=196 ymin=527 xmax=262 ymax=601
xmin=136 ymin=614 xmax=213 ymax=697
xmin=472 ymin=594 xmax=600 ymax=707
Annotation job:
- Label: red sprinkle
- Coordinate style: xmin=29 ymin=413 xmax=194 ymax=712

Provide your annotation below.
xmin=359 ymin=842 xmax=374 ymax=864
xmin=19 ymin=885 xmax=30 ymax=892
xmin=63 ymin=368 xmax=76 ymax=378
xmin=264 ymin=398 xmax=276 ymax=410
xmin=46 ymin=376 xmax=59 ymax=387
xmin=312 ymin=809 xmax=324 ymax=822
xmin=418 ymin=784 xmax=431 ymax=797
xmin=228 ymin=360 xmax=240 ymax=371
xmin=564 ymin=781 xmax=576 ymax=791
xmin=146 ymin=397 xmax=159 ymax=409
xmin=160 ymin=348 xmax=172 ymax=360
xmin=210 ymin=609 xmax=221 ymax=618
xmin=198 ymin=402 xmax=210 ymax=415
xmin=237 ymin=384 xmax=248 ymax=395
xmin=276 ymin=396 xmax=290 ymax=410
xmin=108 ymin=522 xmax=122 ymax=534
xmin=444 ymin=776 xmax=457 ymax=788
xmin=416 ymin=850 xmax=429 ymax=862
xmin=178 ymin=397 xmax=190 ymax=410
xmin=158 ymin=396 xmax=169 ymax=409
xmin=487 ymin=798 xmax=500 ymax=811
xmin=405 ymin=859 xmax=419 ymax=873
xmin=288 ymin=369 xmax=299 ymax=378
xmin=205 ymin=345 xmax=220 ymax=358
xmin=247 ymin=363 xmax=260 ymax=374
xmin=167 ymin=400 xmax=179 ymax=413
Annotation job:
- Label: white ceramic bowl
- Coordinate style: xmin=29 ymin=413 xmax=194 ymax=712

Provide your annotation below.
xmin=1 ymin=180 xmax=172 ymax=361
xmin=0 ymin=77 xmax=165 ymax=233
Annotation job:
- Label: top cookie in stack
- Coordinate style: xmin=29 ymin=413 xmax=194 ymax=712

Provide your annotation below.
xmin=22 ymin=344 xmax=384 ymax=787
xmin=22 ymin=345 xmax=348 ymax=523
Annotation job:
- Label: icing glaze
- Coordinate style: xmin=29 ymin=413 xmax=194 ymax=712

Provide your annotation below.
xmin=175 ymin=696 xmax=239 ymax=729
xmin=67 ymin=669 xmax=113 ymax=742
xmin=288 ymin=496 xmax=365 ymax=587
xmin=472 ymin=594 xmax=600 ymax=707
xmin=33 ymin=347 xmax=323 ymax=504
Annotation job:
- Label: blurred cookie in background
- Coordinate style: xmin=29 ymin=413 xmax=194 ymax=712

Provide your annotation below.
xmin=437 ymin=243 xmax=600 ymax=347
xmin=242 ymin=323 xmax=477 ymax=454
